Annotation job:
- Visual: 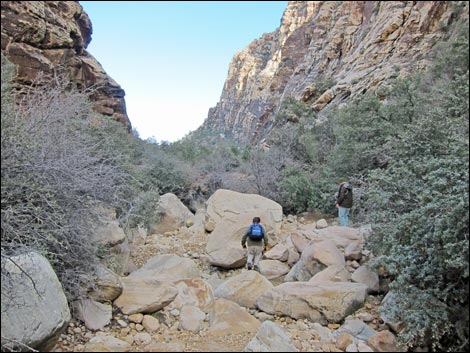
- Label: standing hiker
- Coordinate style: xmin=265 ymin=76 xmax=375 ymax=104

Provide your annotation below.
xmin=241 ymin=216 xmax=268 ymax=272
xmin=335 ymin=181 xmax=353 ymax=226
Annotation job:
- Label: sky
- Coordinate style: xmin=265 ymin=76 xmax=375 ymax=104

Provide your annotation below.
xmin=80 ymin=1 xmax=288 ymax=142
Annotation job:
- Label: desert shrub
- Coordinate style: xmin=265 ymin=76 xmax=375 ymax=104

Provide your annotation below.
xmin=276 ymin=168 xmax=317 ymax=214
xmin=367 ymin=154 xmax=468 ymax=350
xmin=244 ymin=146 xmax=288 ymax=201
xmin=137 ymin=142 xmax=191 ymax=195
xmin=199 ymin=141 xmax=243 ymax=173
xmin=327 ymin=94 xmax=394 ymax=178
xmin=120 ymin=188 xmax=161 ymax=231
xmin=365 ymin=29 xmax=469 ymax=351
xmin=276 ymin=97 xmax=315 ymax=124
xmin=1 ymin=56 xmax=134 ymax=302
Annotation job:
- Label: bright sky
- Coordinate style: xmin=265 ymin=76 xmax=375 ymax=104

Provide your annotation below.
xmin=80 ymin=1 xmax=288 ymax=142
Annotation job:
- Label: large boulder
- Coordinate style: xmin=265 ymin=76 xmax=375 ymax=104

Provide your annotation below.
xmin=264 ymin=243 xmax=289 ymax=262
xmin=149 ymin=193 xmax=195 ymax=234
xmin=351 ymin=265 xmax=380 ymax=293
xmin=166 ymin=278 xmax=215 ymax=319
xmin=285 ymin=239 xmax=345 ymax=282
xmin=88 ymin=265 xmax=123 ymax=302
xmin=113 ymin=277 xmax=178 ymax=315
xmin=308 ymin=264 xmax=351 ymax=284
xmin=205 ymin=189 xmax=283 ymax=234
xmin=113 ymin=254 xmax=200 ymax=315
xmin=313 ymin=226 xmax=364 ymax=250
xmin=1 ymin=252 xmax=70 ymax=351
xmin=205 ymin=214 xmax=254 ymax=268
xmin=257 ymin=282 xmax=367 ymax=324
xmin=91 ymin=217 xmax=126 ymax=247
xmin=205 ymin=189 xmax=283 ymax=268
xmin=72 ymin=298 xmax=112 ymax=331
xmin=214 ymin=271 xmax=273 ymax=309
xmin=129 ymin=254 xmax=200 ymax=281
xmin=208 ymin=298 xmax=261 ymax=336
xmin=258 ymin=259 xmax=291 ymax=280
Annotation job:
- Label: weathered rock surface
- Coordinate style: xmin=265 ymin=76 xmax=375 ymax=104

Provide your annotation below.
xmin=72 ymin=299 xmax=112 ymax=331
xmin=214 ymin=270 xmax=274 ymax=309
xmin=1 ymin=1 xmax=131 ymax=128
xmin=256 ymin=281 xmax=368 ymax=324
xmin=1 ymin=252 xmax=71 ymax=351
xmin=149 ymin=193 xmax=195 ymax=234
xmin=202 ymin=1 xmax=468 ymax=143
xmin=244 ymin=320 xmax=298 ymax=352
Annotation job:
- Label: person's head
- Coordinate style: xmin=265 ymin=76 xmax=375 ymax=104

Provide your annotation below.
xmin=253 ymin=216 xmax=261 ymax=224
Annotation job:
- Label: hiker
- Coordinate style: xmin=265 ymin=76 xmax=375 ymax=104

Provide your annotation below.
xmin=335 ymin=181 xmax=353 ymax=226
xmin=241 ymin=216 xmax=268 ymax=272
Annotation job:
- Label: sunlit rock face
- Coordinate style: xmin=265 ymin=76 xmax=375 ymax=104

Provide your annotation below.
xmin=1 ymin=1 xmax=131 ymax=129
xmin=202 ymin=1 xmax=469 ymax=143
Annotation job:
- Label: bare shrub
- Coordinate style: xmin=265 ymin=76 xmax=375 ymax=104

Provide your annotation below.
xmin=244 ymin=147 xmax=283 ymax=201
xmin=1 ymin=55 xmax=133 ymax=303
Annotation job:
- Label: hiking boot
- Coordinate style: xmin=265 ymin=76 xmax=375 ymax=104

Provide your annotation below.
xmin=253 ymin=265 xmax=259 ymax=272
xmin=246 ymin=264 xmax=252 ymax=270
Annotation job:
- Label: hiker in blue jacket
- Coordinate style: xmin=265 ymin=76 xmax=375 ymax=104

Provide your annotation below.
xmin=241 ymin=216 xmax=268 ymax=272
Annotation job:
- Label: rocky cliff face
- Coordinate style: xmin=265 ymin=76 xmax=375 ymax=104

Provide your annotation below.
xmin=1 ymin=1 xmax=131 ymax=128
xmin=202 ymin=1 xmax=468 ymax=143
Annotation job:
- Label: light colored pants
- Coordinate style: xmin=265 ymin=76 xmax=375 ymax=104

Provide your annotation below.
xmin=246 ymin=245 xmax=263 ymax=267
xmin=338 ymin=206 xmax=350 ymax=226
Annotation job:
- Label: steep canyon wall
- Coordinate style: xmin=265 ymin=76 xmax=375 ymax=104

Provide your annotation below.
xmin=202 ymin=1 xmax=468 ymax=143
xmin=1 ymin=1 xmax=131 ymax=128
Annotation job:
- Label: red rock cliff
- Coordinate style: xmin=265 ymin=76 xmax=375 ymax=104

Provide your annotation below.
xmin=1 ymin=1 xmax=131 ymax=129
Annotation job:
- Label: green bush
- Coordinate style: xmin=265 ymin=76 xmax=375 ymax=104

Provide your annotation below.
xmin=365 ymin=29 xmax=469 ymax=351
xmin=276 ymin=168 xmax=317 ymax=214
xmin=367 ymin=152 xmax=469 ymax=351
xmin=327 ymin=93 xmax=394 ymax=177
xmin=136 ymin=142 xmax=190 ymax=195
xmin=276 ymin=97 xmax=316 ymax=124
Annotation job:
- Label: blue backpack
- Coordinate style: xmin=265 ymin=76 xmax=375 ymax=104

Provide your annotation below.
xmin=249 ymin=224 xmax=263 ymax=241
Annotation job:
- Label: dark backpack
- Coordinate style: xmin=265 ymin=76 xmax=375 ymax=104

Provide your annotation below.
xmin=249 ymin=224 xmax=263 ymax=241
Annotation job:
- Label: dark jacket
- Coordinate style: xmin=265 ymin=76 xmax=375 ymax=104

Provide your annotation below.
xmin=337 ymin=182 xmax=353 ymax=208
xmin=241 ymin=223 xmax=268 ymax=247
